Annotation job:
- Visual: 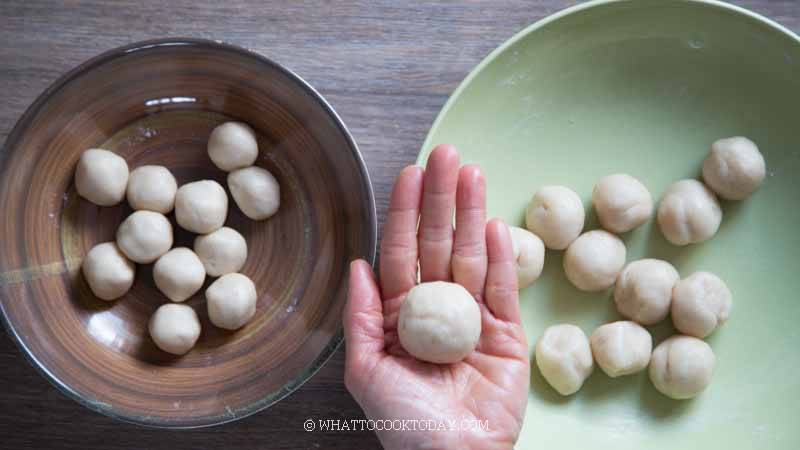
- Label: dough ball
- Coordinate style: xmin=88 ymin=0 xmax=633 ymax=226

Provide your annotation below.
xmin=563 ymin=230 xmax=626 ymax=291
xmin=153 ymin=248 xmax=206 ymax=302
xmin=702 ymin=136 xmax=766 ymax=200
xmin=126 ymin=165 xmax=178 ymax=213
xmin=75 ymin=149 xmax=129 ymax=206
xmin=657 ymin=179 xmax=722 ymax=246
xmin=525 ymin=185 xmax=585 ymax=250
xmin=671 ymin=272 xmax=732 ymax=338
xmin=148 ymin=303 xmax=201 ymax=355
xmin=649 ymin=335 xmax=715 ymax=399
xmin=207 ymin=122 xmax=259 ymax=172
xmin=227 ymin=166 xmax=280 ymax=220
xmin=116 ymin=210 xmax=173 ymax=263
xmin=535 ymin=324 xmax=593 ymax=395
xmin=590 ymin=321 xmax=652 ymax=377
xmin=614 ymin=259 xmax=679 ymax=325
xmin=398 ymin=281 xmax=481 ymax=364
xmin=175 ymin=180 xmax=228 ymax=234
xmin=206 ymin=273 xmax=257 ymax=330
xmin=194 ymin=227 xmax=248 ymax=277
xmin=82 ymin=242 xmax=135 ymax=301
xmin=509 ymin=226 xmax=545 ymax=289
xmin=592 ymin=174 xmax=653 ymax=233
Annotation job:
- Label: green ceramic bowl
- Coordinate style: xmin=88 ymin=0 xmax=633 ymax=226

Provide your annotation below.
xmin=420 ymin=0 xmax=800 ymax=448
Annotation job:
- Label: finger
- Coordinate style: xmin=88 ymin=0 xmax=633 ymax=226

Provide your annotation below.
xmin=344 ymin=260 xmax=386 ymax=372
xmin=484 ymin=219 xmax=521 ymax=323
xmin=418 ymin=144 xmax=460 ymax=282
xmin=452 ymin=165 xmax=487 ymax=299
xmin=379 ymin=165 xmax=424 ymax=300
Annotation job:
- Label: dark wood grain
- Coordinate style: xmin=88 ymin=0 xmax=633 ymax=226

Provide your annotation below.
xmin=1 ymin=1 xmax=798 ymax=449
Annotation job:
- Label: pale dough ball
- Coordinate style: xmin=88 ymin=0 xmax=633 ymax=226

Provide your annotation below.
xmin=75 ymin=149 xmax=129 ymax=206
xmin=614 ymin=259 xmax=680 ymax=325
xmin=509 ymin=226 xmax=545 ymax=289
xmin=657 ymin=179 xmax=722 ymax=246
xmin=649 ymin=335 xmax=715 ymax=399
xmin=194 ymin=227 xmax=248 ymax=277
xmin=175 ymin=180 xmax=228 ymax=234
xmin=82 ymin=242 xmax=135 ymax=301
xmin=671 ymin=272 xmax=732 ymax=338
xmin=227 ymin=166 xmax=280 ymax=220
xmin=702 ymin=136 xmax=766 ymax=200
xmin=116 ymin=210 xmax=173 ymax=263
xmin=207 ymin=122 xmax=259 ymax=172
xmin=148 ymin=303 xmax=201 ymax=355
xmin=592 ymin=174 xmax=653 ymax=233
xmin=590 ymin=321 xmax=652 ymax=377
xmin=524 ymin=185 xmax=585 ymax=250
xmin=153 ymin=248 xmax=206 ymax=302
xmin=398 ymin=282 xmax=481 ymax=364
xmin=535 ymin=324 xmax=593 ymax=395
xmin=126 ymin=165 xmax=178 ymax=213
xmin=206 ymin=273 xmax=257 ymax=330
xmin=563 ymin=230 xmax=626 ymax=291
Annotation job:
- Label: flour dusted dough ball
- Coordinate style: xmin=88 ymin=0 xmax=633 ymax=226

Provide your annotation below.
xmin=398 ymin=282 xmax=481 ymax=364
xmin=149 ymin=303 xmax=201 ymax=355
xmin=175 ymin=180 xmax=228 ymax=234
xmin=671 ymin=272 xmax=732 ymax=338
xmin=82 ymin=242 xmax=135 ymax=300
xmin=206 ymin=273 xmax=257 ymax=330
xmin=509 ymin=226 xmax=545 ymax=289
xmin=702 ymin=137 xmax=766 ymax=200
xmin=592 ymin=174 xmax=653 ymax=233
xmin=75 ymin=149 xmax=129 ymax=206
xmin=126 ymin=165 xmax=178 ymax=213
xmin=614 ymin=259 xmax=679 ymax=325
xmin=535 ymin=324 xmax=593 ymax=395
xmin=563 ymin=230 xmax=626 ymax=291
xmin=227 ymin=166 xmax=280 ymax=220
xmin=649 ymin=335 xmax=715 ymax=399
xmin=525 ymin=185 xmax=585 ymax=250
xmin=208 ymin=122 xmax=259 ymax=172
xmin=153 ymin=248 xmax=206 ymax=302
xmin=194 ymin=227 xmax=247 ymax=277
xmin=590 ymin=321 xmax=652 ymax=377
xmin=116 ymin=210 xmax=173 ymax=263
xmin=657 ymin=180 xmax=722 ymax=246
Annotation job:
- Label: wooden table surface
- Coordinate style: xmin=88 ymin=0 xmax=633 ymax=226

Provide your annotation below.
xmin=1 ymin=1 xmax=798 ymax=449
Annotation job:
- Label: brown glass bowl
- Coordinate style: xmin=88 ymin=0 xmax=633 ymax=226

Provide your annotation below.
xmin=0 ymin=38 xmax=376 ymax=428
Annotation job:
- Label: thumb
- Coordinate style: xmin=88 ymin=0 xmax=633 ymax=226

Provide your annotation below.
xmin=344 ymin=259 xmax=385 ymax=377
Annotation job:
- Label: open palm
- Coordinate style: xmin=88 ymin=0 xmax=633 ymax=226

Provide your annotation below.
xmin=344 ymin=145 xmax=530 ymax=450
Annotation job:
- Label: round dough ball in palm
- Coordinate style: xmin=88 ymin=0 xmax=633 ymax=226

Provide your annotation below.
xmin=702 ymin=136 xmax=766 ymax=200
xmin=126 ymin=165 xmax=178 ymax=213
xmin=75 ymin=149 xmax=129 ymax=206
xmin=535 ymin=324 xmax=593 ymax=395
xmin=563 ymin=230 xmax=626 ymax=291
xmin=175 ymin=180 xmax=228 ymax=234
xmin=671 ymin=272 xmax=732 ymax=338
xmin=525 ymin=185 xmax=585 ymax=250
xmin=206 ymin=273 xmax=257 ymax=330
xmin=194 ymin=227 xmax=247 ymax=277
xmin=509 ymin=226 xmax=545 ymax=289
xmin=153 ymin=248 xmax=206 ymax=302
xmin=590 ymin=321 xmax=652 ymax=377
xmin=149 ymin=303 xmax=201 ymax=355
xmin=207 ymin=122 xmax=259 ymax=172
xmin=228 ymin=166 xmax=280 ymax=220
xmin=116 ymin=210 xmax=173 ymax=263
xmin=592 ymin=174 xmax=653 ymax=233
xmin=657 ymin=180 xmax=722 ymax=246
xmin=649 ymin=335 xmax=715 ymax=399
xmin=82 ymin=242 xmax=135 ymax=301
xmin=398 ymin=282 xmax=481 ymax=364
xmin=614 ymin=259 xmax=679 ymax=325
